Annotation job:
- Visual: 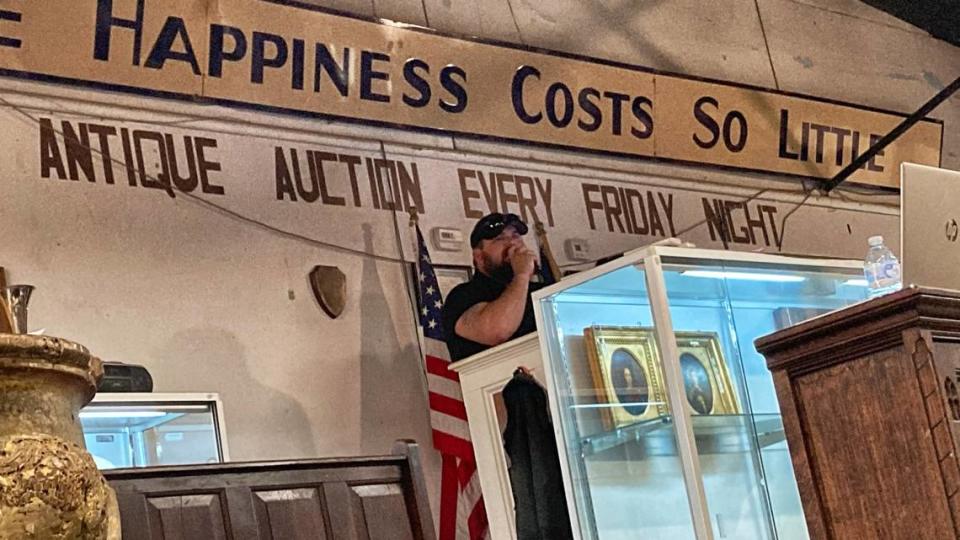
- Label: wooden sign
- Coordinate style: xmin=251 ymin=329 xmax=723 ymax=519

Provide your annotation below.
xmin=0 ymin=0 xmax=942 ymax=188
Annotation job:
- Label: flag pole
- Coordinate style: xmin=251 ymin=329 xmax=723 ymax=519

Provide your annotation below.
xmin=534 ymin=221 xmax=562 ymax=283
xmin=405 ymin=207 xmax=433 ymax=407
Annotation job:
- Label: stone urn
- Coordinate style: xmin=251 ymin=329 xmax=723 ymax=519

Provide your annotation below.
xmin=0 ymin=333 xmax=120 ymax=539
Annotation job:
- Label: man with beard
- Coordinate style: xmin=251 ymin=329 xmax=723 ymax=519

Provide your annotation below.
xmin=441 ymin=213 xmax=545 ymax=361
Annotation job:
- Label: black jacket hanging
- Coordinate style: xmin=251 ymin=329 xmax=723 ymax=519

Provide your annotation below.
xmin=502 ymin=371 xmax=574 ymax=540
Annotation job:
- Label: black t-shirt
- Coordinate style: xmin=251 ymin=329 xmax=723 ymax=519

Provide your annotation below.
xmin=441 ymin=272 xmax=546 ymax=361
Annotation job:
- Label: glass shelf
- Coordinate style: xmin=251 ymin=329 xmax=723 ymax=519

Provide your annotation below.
xmin=580 ymin=414 xmax=785 ymax=458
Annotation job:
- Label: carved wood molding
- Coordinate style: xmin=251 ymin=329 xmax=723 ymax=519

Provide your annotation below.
xmin=906 ymin=331 xmax=960 ymax=537
xmin=758 ymin=288 xmax=960 ymax=375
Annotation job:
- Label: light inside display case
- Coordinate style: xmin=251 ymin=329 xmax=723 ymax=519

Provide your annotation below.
xmin=80 ymin=393 xmax=228 ymax=469
xmin=534 ymin=247 xmax=869 ymax=540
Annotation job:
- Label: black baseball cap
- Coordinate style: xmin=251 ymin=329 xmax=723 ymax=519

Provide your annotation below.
xmin=469 ymin=213 xmax=528 ymax=248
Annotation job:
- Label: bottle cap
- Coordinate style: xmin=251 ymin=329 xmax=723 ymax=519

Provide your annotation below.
xmin=868 ymin=235 xmax=884 ymax=246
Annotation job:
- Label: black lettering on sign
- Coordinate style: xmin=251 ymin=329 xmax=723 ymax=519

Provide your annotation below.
xmin=275 ymin=148 xmax=423 ymax=213
xmin=360 ymin=50 xmax=391 ymax=103
xmin=194 ymin=137 xmax=224 ymax=195
xmin=457 ymin=168 xmax=554 ymax=226
xmin=701 ymin=197 xmax=781 ymax=249
xmin=92 ymin=7 xmax=474 ymax=113
xmin=87 ymin=124 xmax=118 ymax=184
xmin=693 ymin=97 xmax=748 ymax=152
xmin=403 ymin=58 xmax=431 ymax=108
xmin=291 ymin=38 xmax=306 ymax=90
xmin=251 ymin=32 xmax=288 ymax=84
xmin=275 ymin=147 xmax=297 ymax=201
xmin=439 ymin=65 xmax=468 ymax=113
xmin=62 ymin=122 xmax=96 ymax=182
xmin=298 ymin=149 xmax=321 ymax=202
xmin=208 ymin=25 xmax=247 ymax=78
xmin=368 ymin=158 xmax=423 ymax=213
xmin=778 ymin=109 xmax=885 ymax=172
xmin=94 ymin=0 xmax=146 ymax=65
xmin=312 ymin=151 xmax=345 ymax=206
xmin=510 ymin=64 xmax=654 ymax=138
xmin=314 ymin=44 xmax=350 ymax=96
xmin=133 ymin=130 xmax=174 ymax=196
xmin=164 ymin=134 xmax=198 ymax=192
xmin=0 ymin=9 xmax=23 ymax=49
xmin=39 ymin=119 xmax=67 ymax=180
xmin=339 ymin=154 xmax=363 ymax=207
xmin=144 ymin=17 xmax=201 ymax=74
xmin=581 ymin=182 xmax=674 ymax=237
xmin=37 ymin=118 xmax=225 ymax=197
xmin=459 ymin=169 xmax=483 ymax=219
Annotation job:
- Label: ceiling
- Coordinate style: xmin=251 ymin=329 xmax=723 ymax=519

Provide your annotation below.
xmin=859 ymin=0 xmax=960 ymax=47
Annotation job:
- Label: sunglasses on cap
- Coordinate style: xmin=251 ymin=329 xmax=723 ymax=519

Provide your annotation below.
xmin=470 ymin=213 xmax=529 ymax=247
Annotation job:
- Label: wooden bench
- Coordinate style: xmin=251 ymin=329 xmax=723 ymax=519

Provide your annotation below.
xmin=104 ymin=440 xmax=435 ymax=539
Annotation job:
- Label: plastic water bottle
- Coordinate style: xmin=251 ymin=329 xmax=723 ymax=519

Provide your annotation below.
xmin=863 ymin=236 xmax=902 ymax=298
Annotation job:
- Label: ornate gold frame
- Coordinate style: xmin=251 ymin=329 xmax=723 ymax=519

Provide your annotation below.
xmin=584 ymin=326 xmax=740 ymax=430
xmin=673 ymin=331 xmax=741 ymax=416
xmin=584 ymin=326 xmax=667 ymax=430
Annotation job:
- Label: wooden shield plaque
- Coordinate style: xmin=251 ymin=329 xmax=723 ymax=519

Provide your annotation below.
xmin=309 ymin=265 xmax=347 ymax=319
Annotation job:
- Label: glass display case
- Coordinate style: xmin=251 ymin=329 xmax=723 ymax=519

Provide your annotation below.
xmin=532 ymin=246 xmax=870 ymax=540
xmin=80 ymin=393 xmax=229 ymax=470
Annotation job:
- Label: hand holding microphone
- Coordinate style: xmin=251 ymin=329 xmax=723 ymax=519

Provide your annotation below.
xmin=507 ymin=244 xmax=537 ymax=279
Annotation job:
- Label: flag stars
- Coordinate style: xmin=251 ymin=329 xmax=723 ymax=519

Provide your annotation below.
xmin=421 ymin=306 xmax=428 ymax=316
xmin=428 ymin=319 xmax=437 ymax=329
xmin=434 ymin=300 xmax=442 ymax=309
xmin=419 ymin=272 xmax=426 ymax=282
xmin=425 ymin=286 xmax=435 ymax=296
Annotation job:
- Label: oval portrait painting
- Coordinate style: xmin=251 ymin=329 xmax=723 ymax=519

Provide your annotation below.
xmin=609 ymin=348 xmax=649 ymax=416
xmin=680 ymin=352 xmax=713 ymax=415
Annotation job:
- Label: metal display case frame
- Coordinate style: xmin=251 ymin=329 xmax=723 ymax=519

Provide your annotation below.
xmin=532 ymin=245 xmax=867 ymax=540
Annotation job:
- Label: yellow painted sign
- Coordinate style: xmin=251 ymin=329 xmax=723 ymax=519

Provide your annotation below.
xmin=0 ymin=0 xmax=942 ymax=188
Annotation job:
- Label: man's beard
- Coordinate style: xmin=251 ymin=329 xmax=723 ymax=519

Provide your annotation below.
xmin=481 ymin=254 xmax=515 ymax=283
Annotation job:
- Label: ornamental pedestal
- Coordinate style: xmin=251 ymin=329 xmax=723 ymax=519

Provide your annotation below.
xmin=0 ymin=333 xmax=120 ymax=539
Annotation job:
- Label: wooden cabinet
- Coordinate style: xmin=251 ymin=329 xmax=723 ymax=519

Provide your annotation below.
xmin=756 ymin=287 xmax=960 ymax=539
xmin=105 ymin=440 xmax=435 ymax=540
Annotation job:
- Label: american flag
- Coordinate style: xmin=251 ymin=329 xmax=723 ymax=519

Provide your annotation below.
xmin=415 ymin=225 xmax=489 ymax=540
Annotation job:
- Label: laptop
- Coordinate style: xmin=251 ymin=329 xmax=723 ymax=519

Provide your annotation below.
xmin=900 ymin=163 xmax=960 ymax=289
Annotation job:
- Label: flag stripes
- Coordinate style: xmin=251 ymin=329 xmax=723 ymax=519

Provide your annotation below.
xmin=414 ymin=224 xmax=488 ymax=540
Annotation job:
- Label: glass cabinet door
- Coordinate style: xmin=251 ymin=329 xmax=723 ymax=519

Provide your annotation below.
xmin=654 ymin=256 xmax=869 ymax=540
xmin=537 ymin=262 xmax=698 ymax=540
xmin=80 ymin=394 xmax=227 ymax=469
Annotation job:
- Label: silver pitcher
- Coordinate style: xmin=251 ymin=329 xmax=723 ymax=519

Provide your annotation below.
xmin=2 ymin=285 xmax=34 ymax=334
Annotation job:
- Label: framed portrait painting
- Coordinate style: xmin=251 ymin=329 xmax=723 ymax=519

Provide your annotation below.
xmin=584 ymin=326 xmax=740 ymax=430
xmin=583 ymin=326 xmax=668 ymax=430
xmin=673 ymin=331 xmax=740 ymax=416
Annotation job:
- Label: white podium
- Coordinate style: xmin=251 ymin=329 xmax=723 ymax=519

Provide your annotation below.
xmin=449 ymin=334 xmax=545 ymax=540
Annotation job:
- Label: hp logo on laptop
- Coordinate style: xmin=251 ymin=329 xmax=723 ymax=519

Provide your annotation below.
xmin=947 ymin=219 xmax=959 ymax=243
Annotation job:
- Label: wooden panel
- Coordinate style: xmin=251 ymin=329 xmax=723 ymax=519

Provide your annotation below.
xmin=145 ymin=494 xmax=229 ymax=540
xmin=106 ymin=442 xmax=436 ymax=540
xmin=771 ymin=369 xmax=829 ymax=539
xmin=795 ymin=346 xmax=954 ymax=539
xmin=252 ymin=488 xmax=329 ymax=540
xmin=349 ymin=483 xmax=415 ymax=540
